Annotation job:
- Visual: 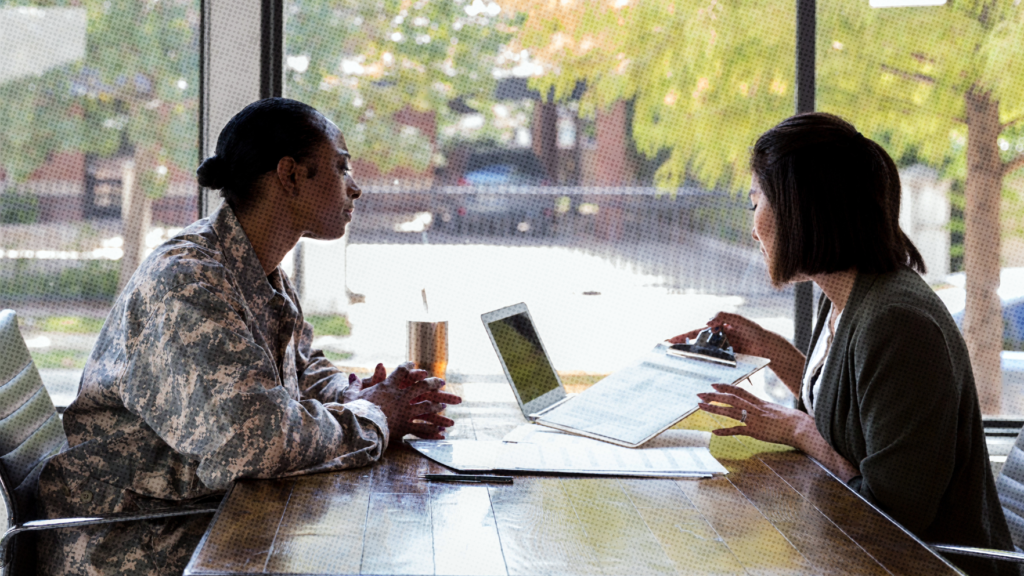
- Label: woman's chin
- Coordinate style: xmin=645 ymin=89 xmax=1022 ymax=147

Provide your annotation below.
xmin=305 ymin=223 xmax=347 ymax=241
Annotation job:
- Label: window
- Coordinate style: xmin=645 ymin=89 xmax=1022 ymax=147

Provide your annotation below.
xmin=0 ymin=1 xmax=200 ymax=407
xmin=283 ymin=0 xmax=797 ymax=405
xmin=816 ymin=0 xmax=1024 ymax=425
xmin=1 ymin=0 xmax=1017 ymax=479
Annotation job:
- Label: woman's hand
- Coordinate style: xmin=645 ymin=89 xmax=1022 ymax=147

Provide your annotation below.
xmin=670 ymin=312 xmax=807 ymax=395
xmin=697 ymin=384 xmax=860 ymax=482
xmin=669 ymin=312 xmax=769 ymax=357
xmin=342 ymin=363 xmax=387 ymax=403
xmin=352 ymin=362 xmax=461 ymax=444
xmin=697 ymin=384 xmax=812 ymax=446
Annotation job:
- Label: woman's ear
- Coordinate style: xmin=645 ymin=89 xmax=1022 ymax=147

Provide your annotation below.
xmin=275 ymin=156 xmax=301 ymax=196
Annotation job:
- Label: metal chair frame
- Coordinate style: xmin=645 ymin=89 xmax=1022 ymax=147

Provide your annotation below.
xmin=929 ymin=544 xmax=1024 ymax=563
xmin=927 ymin=419 xmax=1024 ymax=565
xmin=0 ymin=309 xmax=220 ymax=572
xmin=0 ymin=480 xmax=220 ymax=569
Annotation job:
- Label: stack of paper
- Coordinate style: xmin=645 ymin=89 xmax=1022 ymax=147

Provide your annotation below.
xmin=408 ymin=424 xmax=728 ymax=478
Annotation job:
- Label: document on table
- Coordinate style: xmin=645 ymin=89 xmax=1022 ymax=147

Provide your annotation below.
xmin=533 ymin=346 xmax=770 ymax=448
xmin=407 ymin=424 xmax=728 ymax=477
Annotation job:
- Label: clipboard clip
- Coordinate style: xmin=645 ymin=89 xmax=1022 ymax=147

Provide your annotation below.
xmin=666 ymin=327 xmax=738 ymax=367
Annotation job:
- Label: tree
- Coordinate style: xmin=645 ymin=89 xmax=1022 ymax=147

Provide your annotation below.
xmin=505 ymin=0 xmax=1024 ymax=413
xmin=285 ymin=0 xmax=515 ymax=177
xmin=0 ymin=0 xmax=201 ymax=294
xmin=2 ymin=0 xmax=516 ymax=293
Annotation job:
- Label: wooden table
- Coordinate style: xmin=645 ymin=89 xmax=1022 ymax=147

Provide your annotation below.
xmin=185 ymin=382 xmax=964 ymax=575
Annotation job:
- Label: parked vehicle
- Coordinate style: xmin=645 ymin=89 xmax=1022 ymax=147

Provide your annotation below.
xmin=938 ymin=268 xmax=1024 ymax=414
xmin=941 ymin=268 xmax=1024 ymax=351
xmin=433 ymin=147 xmax=556 ymax=236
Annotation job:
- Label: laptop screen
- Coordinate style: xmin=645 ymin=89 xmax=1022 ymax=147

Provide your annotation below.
xmin=487 ymin=313 xmax=561 ymax=404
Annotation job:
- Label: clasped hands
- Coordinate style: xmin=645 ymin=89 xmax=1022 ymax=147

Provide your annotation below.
xmin=345 ymin=362 xmax=461 ymax=445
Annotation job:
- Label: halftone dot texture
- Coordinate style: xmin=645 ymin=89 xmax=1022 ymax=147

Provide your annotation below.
xmin=1 ymin=0 xmax=1023 ymax=574
xmin=0 ymin=310 xmax=68 ymax=571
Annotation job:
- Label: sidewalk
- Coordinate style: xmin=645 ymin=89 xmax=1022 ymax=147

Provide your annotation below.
xmin=329 ymin=243 xmax=793 ymax=381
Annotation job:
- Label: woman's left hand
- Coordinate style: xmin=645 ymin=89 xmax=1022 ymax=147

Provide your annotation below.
xmin=697 ymin=383 xmax=815 ymax=448
xmin=343 ymin=363 xmax=388 ymax=403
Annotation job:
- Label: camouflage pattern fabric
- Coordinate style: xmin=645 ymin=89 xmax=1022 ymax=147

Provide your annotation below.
xmin=36 ymin=204 xmax=388 ymax=575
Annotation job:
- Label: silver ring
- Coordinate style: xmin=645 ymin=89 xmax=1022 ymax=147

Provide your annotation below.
xmin=740 ymin=409 xmax=748 ymax=424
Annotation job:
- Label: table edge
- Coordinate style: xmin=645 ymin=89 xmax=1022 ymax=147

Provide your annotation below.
xmin=184 ymin=481 xmax=240 ymax=576
xmin=797 ymin=453 xmax=966 ymax=576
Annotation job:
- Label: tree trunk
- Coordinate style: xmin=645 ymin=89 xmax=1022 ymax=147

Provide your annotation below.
xmin=532 ymin=101 xmax=559 ymax=183
xmin=117 ymin=152 xmax=153 ymax=294
xmin=963 ymin=88 xmax=1004 ymax=414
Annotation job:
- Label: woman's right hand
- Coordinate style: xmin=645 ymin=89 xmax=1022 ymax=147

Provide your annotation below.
xmin=669 ymin=312 xmax=807 ymax=396
xmin=668 ymin=312 xmax=769 ymax=358
xmin=356 ymin=362 xmax=462 ymax=444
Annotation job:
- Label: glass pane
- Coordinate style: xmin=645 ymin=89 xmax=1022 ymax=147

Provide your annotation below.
xmin=284 ymin=1 xmax=797 ymax=406
xmin=817 ymin=1 xmax=1024 ymax=419
xmin=0 ymin=1 xmax=200 ymax=408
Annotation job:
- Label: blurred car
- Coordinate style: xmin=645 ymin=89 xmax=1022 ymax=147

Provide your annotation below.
xmin=937 ymin=268 xmax=1024 ymax=414
xmin=434 ymin=147 xmax=556 ymax=236
xmin=939 ymin=268 xmax=1024 ymax=351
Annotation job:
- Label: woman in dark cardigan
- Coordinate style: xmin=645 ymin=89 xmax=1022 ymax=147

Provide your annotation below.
xmin=674 ymin=113 xmax=1017 ymax=576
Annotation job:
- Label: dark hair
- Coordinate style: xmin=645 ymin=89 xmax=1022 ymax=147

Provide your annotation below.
xmin=750 ymin=112 xmax=925 ymax=282
xmin=196 ymin=98 xmax=329 ymax=211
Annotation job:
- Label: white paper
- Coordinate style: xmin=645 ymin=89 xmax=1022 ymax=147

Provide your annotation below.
xmin=409 ymin=425 xmax=728 ymax=477
xmin=536 ymin=346 xmax=769 ymax=446
xmin=499 ymin=424 xmax=725 ymax=475
xmin=502 ymin=423 xmax=711 ymax=448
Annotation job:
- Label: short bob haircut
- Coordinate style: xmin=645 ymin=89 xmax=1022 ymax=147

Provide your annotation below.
xmin=750 ymin=112 xmax=925 ymax=284
xmin=196 ymin=98 xmax=329 ymax=212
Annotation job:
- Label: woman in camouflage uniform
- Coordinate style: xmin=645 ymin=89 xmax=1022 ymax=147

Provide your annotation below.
xmin=36 ymin=98 xmax=460 ymax=575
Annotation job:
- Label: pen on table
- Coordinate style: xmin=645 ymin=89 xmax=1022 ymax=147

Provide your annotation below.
xmin=419 ymin=474 xmax=514 ymax=484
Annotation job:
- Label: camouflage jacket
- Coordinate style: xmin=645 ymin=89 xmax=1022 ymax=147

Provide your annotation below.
xmin=37 ymin=204 xmax=387 ymax=575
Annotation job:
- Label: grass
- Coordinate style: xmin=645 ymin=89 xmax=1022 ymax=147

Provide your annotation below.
xmin=23 ymin=314 xmax=351 ymax=338
xmin=558 ymin=372 xmax=608 ymax=394
xmin=307 ymin=314 xmax=352 ymax=337
xmin=35 ymin=316 xmax=106 ymax=334
xmin=324 ymin=350 xmax=354 ymax=363
xmin=1 ymin=260 xmax=118 ymax=301
xmin=32 ymin=350 xmax=90 ymax=370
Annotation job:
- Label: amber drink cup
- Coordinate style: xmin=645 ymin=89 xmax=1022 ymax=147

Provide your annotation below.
xmin=407 ymin=321 xmax=448 ymax=379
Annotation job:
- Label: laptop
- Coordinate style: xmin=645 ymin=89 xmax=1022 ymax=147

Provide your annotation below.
xmin=482 ymin=302 xmax=770 ymax=448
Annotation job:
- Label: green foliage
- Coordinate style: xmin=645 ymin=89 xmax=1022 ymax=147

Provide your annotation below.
xmin=0 ymin=0 xmax=200 ymax=198
xmin=0 ymin=260 xmax=119 ymax=301
xmin=509 ymin=0 xmax=796 ymax=188
xmin=816 ymin=1 xmax=1022 ymax=169
xmin=1006 ymin=335 xmax=1024 ymax=353
xmin=285 ymin=0 xmax=515 ymax=173
xmin=306 ymin=314 xmax=352 ymax=337
xmin=31 ymin=349 xmax=90 ymax=370
xmin=949 ymin=179 xmax=966 ymax=272
xmin=0 ymin=53 xmax=84 ymax=182
xmin=323 ymin=350 xmax=355 ymax=363
xmin=0 ymin=189 xmax=39 ymax=224
xmin=2 ymin=1 xmax=517 ymax=190
xmin=509 ymin=0 xmax=1024 ymax=192
xmin=36 ymin=315 xmax=106 ymax=333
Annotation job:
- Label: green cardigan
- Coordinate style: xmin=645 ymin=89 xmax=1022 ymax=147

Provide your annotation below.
xmin=799 ymin=268 xmax=1017 ymax=576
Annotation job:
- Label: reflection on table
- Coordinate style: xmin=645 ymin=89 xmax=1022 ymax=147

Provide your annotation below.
xmin=185 ymin=381 xmax=962 ymax=576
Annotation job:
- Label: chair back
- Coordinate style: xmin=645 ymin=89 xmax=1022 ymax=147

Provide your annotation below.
xmin=0 ymin=310 xmax=68 ymax=572
xmin=997 ymin=429 xmax=1024 ymax=551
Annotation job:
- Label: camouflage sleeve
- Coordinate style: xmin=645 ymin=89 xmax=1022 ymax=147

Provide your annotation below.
xmin=119 ymin=280 xmax=389 ymax=491
xmin=294 ymin=318 xmax=350 ymax=404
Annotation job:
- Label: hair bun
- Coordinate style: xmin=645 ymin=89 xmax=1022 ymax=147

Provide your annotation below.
xmin=196 ymin=155 xmax=228 ymax=189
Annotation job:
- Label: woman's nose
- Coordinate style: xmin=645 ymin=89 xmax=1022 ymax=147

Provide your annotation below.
xmin=751 ymin=226 xmax=759 ymax=242
xmin=346 ymin=174 xmax=362 ymax=199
